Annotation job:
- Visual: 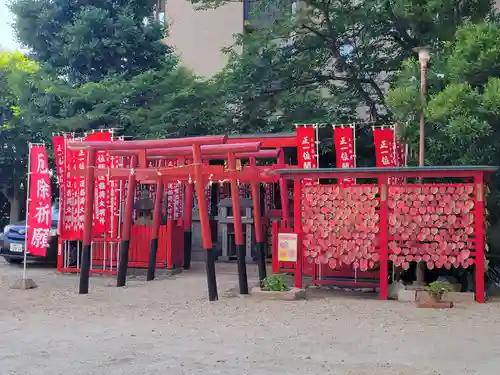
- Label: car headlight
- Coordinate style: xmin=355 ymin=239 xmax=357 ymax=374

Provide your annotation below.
xmin=49 ymin=228 xmax=57 ymax=236
xmin=3 ymin=225 xmax=12 ymax=234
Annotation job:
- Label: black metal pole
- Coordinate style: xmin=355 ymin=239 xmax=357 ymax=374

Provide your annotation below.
xmin=79 ymin=244 xmax=92 ymax=294
xmin=117 ymin=240 xmax=130 ymax=287
xmin=205 ymin=247 xmax=218 ymax=301
xmin=236 ymin=244 xmax=249 ymax=294
xmin=116 ymin=156 xmax=136 ymax=288
xmin=257 ymin=241 xmax=267 ymax=281
xmin=79 ymin=148 xmax=96 ymax=294
xmin=183 ymin=231 xmax=192 ymax=269
xmin=147 ymin=238 xmax=159 ymax=281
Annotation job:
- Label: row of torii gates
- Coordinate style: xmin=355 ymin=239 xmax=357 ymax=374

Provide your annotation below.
xmin=69 ymin=134 xmax=297 ymax=300
xmin=67 ymin=133 xmax=492 ymax=303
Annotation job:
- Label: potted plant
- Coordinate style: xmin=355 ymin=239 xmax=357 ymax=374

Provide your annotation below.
xmin=252 ymin=274 xmax=305 ymax=300
xmin=426 ymin=281 xmax=452 ymax=302
xmin=261 ymin=274 xmax=289 ymax=292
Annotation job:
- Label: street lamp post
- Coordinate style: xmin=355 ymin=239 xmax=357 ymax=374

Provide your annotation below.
xmin=414 ymin=46 xmax=430 ymax=286
xmin=415 ymin=46 xmax=430 ymax=167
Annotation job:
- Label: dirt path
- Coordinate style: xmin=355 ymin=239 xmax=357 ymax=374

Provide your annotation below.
xmin=1 ymin=260 xmax=499 ymax=375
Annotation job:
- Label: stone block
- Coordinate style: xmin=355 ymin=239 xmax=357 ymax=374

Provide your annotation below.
xmin=417 ymin=301 xmax=454 ymax=309
xmin=250 ymin=287 xmax=306 ymax=301
xmin=397 ymin=288 xmax=416 ymax=302
xmin=416 ymin=290 xmax=432 ymax=302
xmin=416 ymin=291 xmax=475 ymax=304
xmin=447 ymin=292 xmax=475 ymax=304
xmin=10 ymin=278 xmax=37 ymax=290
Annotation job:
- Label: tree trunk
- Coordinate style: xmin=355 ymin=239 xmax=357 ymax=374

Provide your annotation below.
xmin=8 ymin=180 xmax=22 ymax=223
xmin=9 ymin=194 xmax=21 ymax=223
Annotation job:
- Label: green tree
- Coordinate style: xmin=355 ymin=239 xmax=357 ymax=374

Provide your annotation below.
xmin=0 ymin=50 xmax=40 ymax=222
xmin=10 ymin=0 xmax=167 ymax=84
xmin=387 ymin=21 xmax=500 ymax=166
xmin=202 ymin=0 xmax=493 ymax=120
xmin=387 ymin=21 xmax=500 ymax=276
xmin=8 ymin=0 xmax=232 ymax=138
xmin=48 ymin=61 xmax=234 ymax=137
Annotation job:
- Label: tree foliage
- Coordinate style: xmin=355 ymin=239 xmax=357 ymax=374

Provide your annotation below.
xmin=0 ymin=50 xmax=40 ymax=221
xmin=387 ymin=21 xmax=500 ymax=166
xmin=7 ymin=0 xmax=232 ymax=137
xmin=10 ymin=0 xmax=167 ymax=84
xmin=387 ymin=21 xmax=500 ymax=269
xmin=202 ymin=0 xmax=494 ymax=126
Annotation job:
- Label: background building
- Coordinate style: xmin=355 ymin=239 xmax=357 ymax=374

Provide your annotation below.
xmin=162 ymin=0 xmax=291 ymax=77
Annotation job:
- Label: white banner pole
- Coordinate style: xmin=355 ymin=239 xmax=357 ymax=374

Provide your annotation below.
xmin=22 ymin=143 xmax=33 ymax=281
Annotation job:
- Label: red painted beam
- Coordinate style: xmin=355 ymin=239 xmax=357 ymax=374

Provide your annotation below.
xmin=227 ymin=133 xmax=296 ymax=148
xmin=108 ymin=142 xmax=262 ymax=157
xmin=147 ymin=149 xmax=281 ymax=161
xmin=70 ymin=165 xmax=282 ymax=183
xmin=67 ymin=135 xmax=227 ymax=150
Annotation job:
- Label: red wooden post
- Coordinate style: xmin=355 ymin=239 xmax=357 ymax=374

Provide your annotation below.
xmin=271 ymin=220 xmax=279 ymax=273
xmin=147 ymin=178 xmax=164 ymax=281
xmin=227 ymin=152 xmax=249 ymax=294
xmin=183 ymin=176 xmax=194 ymax=269
xmin=278 ymin=150 xmax=291 ymax=227
xmin=474 ymin=173 xmax=485 ymax=303
xmin=192 ymin=144 xmax=218 ymax=301
xmin=116 ymin=155 xmax=137 ymax=287
xmin=166 ymin=219 xmax=174 ymax=269
xmin=378 ymin=176 xmax=389 ymax=300
xmin=79 ymin=148 xmax=96 ymax=294
xmin=293 ymin=178 xmax=303 ymax=288
xmin=57 ymin=237 xmax=63 ymax=272
xmin=249 ymin=157 xmax=266 ymax=281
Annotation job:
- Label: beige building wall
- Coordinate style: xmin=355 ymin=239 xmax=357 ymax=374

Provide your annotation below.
xmin=165 ymin=0 xmax=244 ymax=77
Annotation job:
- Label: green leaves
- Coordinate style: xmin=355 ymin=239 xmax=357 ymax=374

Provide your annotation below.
xmin=262 ymin=274 xmax=289 ymax=291
xmin=447 ymin=22 xmax=500 ymax=84
xmin=10 ymin=0 xmax=167 ymax=84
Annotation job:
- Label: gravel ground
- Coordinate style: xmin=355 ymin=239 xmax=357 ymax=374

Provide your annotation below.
xmin=1 ymin=260 xmax=500 ymax=375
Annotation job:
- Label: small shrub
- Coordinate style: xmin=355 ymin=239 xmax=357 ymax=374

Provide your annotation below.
xmin=262 ymin=274 xmax=289 ymax=292
xmin=426 ymin=281 xmax=452 ymax=299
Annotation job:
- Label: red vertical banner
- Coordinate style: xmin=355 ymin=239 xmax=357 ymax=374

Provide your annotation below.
xmin=373 ymin=126 xmax=397 ymax=185
xmin=296 ymin=125 xmax=318 ymax=185
xmin=27 ymin=144 xmax=52 ymax=256
xmin=62 ymin=147 xmax=78 ymax=240
xmin=75 ymin=144 xmax=87 ymax=239
xmin=373 ymin=127 xmax=396 ymax=167
xmin=165 ymin=159 xmax=178 ymax=219
xmin=395 ymin=138 xmax=407 ymax=167
xmin=84 ymin=131 xmax=112 ymax=236
xmin=264 ymin=183 xmax=274 ymax=211
xmin=394 ymin=137 xmax=407 ymax=184
xmin=108 ymin=152 xmax=121 ymax=239
xmin=174 ymin=176 xmax=183 ymax=220
xmin=333 ymin=126 xmax=356 ymax=185
xmin=53 ymin=134 xmax=72 ymax=236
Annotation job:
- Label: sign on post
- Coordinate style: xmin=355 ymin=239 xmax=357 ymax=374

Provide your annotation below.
xmin=27 ymin=144 xmax=52 ymax=257
xmin=277 ymin=233 xmax=298 ymax=262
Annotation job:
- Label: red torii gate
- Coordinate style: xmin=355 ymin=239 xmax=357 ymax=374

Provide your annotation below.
xmin=107 ymin=146 xmax=283 ymax=290
xmin=133 ymin=149 xmax=282 ymax=280
xmin=69 ymin=137 xmax=278 ymax=301
xmin=68 ymin=135 xmax=229 ymax=300
xmin=227 ymin=133 xmax=296 ymax=228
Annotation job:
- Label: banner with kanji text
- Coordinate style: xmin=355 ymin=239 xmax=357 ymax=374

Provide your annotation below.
xmin=85 ymin=131 xmax=112 ymax=236
xmin=61 ymin=142 xmax=78 ymax=240
xmin=27 ymin=144 xmax=52 ymax=256
xmin=333 ymin=125 xmax=356 ymax=185
xmin=296 ymin=125 xmax=318 ymax=186
xmin=373 ymin=127 xmax=396 ymax=168
xmin=53 ymin=134 xmax=72 ymax=236
xmin=164 ymin=159 xmax=183 ymax=219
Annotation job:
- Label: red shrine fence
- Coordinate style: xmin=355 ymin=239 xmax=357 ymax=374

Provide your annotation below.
xmin=272 ymin=167 xmax=493 ymax=303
